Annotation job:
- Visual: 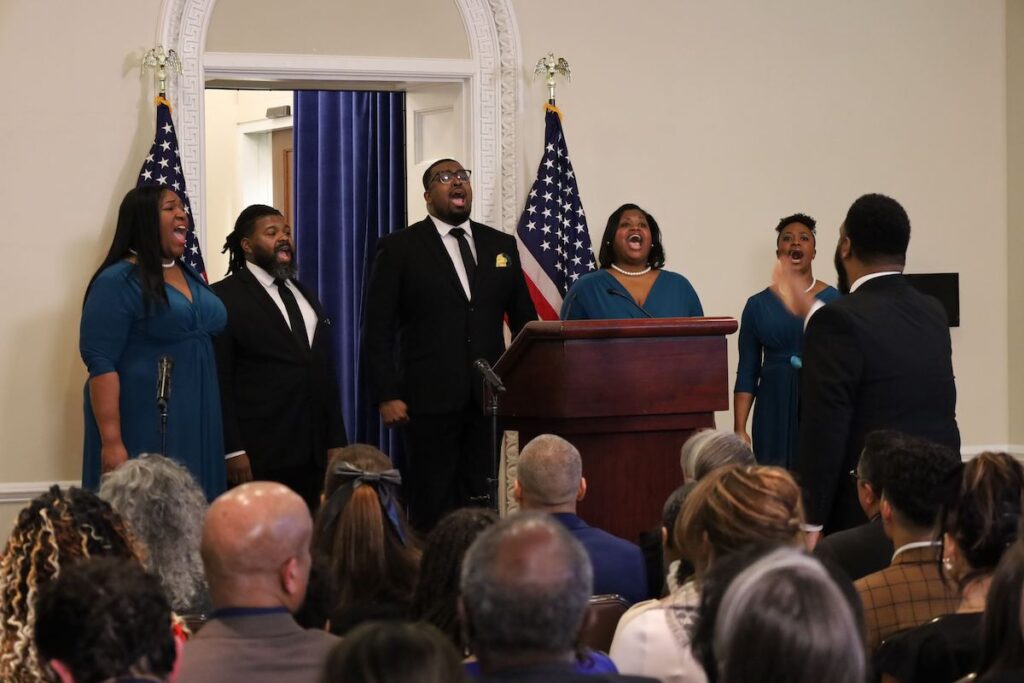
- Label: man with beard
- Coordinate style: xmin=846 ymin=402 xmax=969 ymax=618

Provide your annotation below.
xmin=212 ymin=204 xmax=347 ymax=511
xmin=363 ymin=158 xmax=536 ymax=531
xmin=785 ymin=193 xmax=959 ymax=535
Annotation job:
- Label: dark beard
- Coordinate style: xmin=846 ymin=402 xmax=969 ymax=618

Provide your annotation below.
xmin=253 ymin=250 xmax=297 ymax=281
xmin=834 ymin=249 xmax=850 ymax=295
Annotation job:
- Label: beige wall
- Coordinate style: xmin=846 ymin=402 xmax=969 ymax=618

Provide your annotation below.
xmin=207 ymin=0 xmax=470 ymax=58
xmin=514 ymin=0 xmax=1008 ymax=447
xmin=0 ymin=0 xmax=1015 ymax=536
xmin=1009 ymin=0 xmax=1024 ymax=446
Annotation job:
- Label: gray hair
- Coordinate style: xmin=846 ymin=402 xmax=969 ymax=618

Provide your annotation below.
xmin=99 ymin=454 xmax=208 ymax=612
xmin=517 ymin=434 xmax=582 ymax=506
xmin=680 ymin=430 xmax=755 ymax=481
xmin=714 ymin=547 xmax=864 ymax=683
xmin=460 ymin=512 xmax=593 ymax=658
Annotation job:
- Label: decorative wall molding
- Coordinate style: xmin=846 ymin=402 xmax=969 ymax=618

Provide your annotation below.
xmin=0 ymin=481 xmax=81 ymax=505
xmin=157 ymin=0 xmax=522 ymax=245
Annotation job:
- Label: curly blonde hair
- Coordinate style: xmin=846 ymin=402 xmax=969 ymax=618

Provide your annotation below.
xmin=0 ymin=486 xmax=140 ymax=682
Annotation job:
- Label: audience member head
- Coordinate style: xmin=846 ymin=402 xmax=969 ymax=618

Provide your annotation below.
xmin=663 ymin=482 xmax=696 ymax=560
xmin=596 ymin=203 xmax=666 ymax=270
xmin=878 ymin=435 xmax=961 ymax=541
xmin=853 ymin=430 xmax=901 ymax=519
xmin=676 ymin=465 xmax=805 ymax=580
xmin=35 ymin=558 xmax=177 ymax=683
xmin=312 ymin=444 xmax=419 ymax=617
xmin=0 ymin=486 xmax=140 ymax=681
xmin=940 ymin=451 xmax=1024 ymax=589
xmin=321 ymin=621 xmax=467 ymax=683
xmin=412 ymin=507 xmax=499 ymax=652
xmin=515 ymin=434 xmax=585 ymax=512
xmin=680 ymin=430 xmax=755 ymax=482
xmin=460 ymin=512 xmax=593 ymax=671
xmin=975 ymin=539 xmax=1024 ymax=678
xmin=85 ymin=185 xmax=179 ymax=311
xmin=201 ymin=482 xmax=312 ymax=613
xmin=692 ymin=545 xmax=865 ymax=683
xmin=99 ymin=453 xmax=209 ymax=612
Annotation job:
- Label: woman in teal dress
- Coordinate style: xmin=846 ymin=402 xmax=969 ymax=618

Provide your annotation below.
xmin=733 ymin=214 xmax=838 ymax=469
xmin=561 ymin=203 xmax=702 ymax=320
xmin=80 ymin=185 xmax=227 ymax=499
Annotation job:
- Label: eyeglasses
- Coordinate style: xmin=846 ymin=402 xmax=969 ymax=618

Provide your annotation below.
xmin=429 ymin=169 xmax=472 ymax=185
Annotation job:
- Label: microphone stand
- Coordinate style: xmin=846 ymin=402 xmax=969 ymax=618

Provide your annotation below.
xmin=484 ymin=381 xmax=501 ymax=514
xmin=158 ymin=400 xmax=169 ymax=458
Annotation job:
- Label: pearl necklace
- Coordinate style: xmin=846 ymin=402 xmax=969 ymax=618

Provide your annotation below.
xmin=803 ymin=279 xmax=816 ymax=293
xmin=129 ymin=248 xmax=176 ymax=268
xmin=611 ymin=263 xmax=652 ymax=277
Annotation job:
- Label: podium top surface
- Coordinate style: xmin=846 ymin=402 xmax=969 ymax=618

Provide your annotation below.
xmin=517 ymin=316 xmax=738 ymax=341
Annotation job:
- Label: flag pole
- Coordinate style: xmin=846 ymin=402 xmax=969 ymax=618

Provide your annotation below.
xmin=142 ymin=46 xmax=182 ymax=102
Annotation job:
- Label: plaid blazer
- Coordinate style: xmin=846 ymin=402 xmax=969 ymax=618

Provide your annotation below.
xmin=854 ymin=544 xmax=959 ymax=652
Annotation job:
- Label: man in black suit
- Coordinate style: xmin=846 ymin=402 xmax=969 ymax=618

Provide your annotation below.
xmin=213 ymin=205 xmax=347 ymax=511
xmin=363 ymin=158 xmax=536 ymax=530
xmin=814 ymin=429 xmax=897 ymax=581
xmin=461 ymin=513 xmax=655 ymax=683
xmin=794 ymin=193 xmax=959 ymax=534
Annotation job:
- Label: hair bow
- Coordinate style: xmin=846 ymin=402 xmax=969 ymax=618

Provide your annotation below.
xmin=319 ymin=462 xmax=406 ymax=545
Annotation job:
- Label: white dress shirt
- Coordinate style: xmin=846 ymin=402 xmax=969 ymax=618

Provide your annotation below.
xmin=246 ymin=262 xmax=318 ymax=344
xmin=428 ymin=214 xmax=477 ymax=299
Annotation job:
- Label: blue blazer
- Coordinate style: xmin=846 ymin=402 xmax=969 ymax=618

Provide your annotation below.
xmin=552 ymin=513 xmax=648 ymax=605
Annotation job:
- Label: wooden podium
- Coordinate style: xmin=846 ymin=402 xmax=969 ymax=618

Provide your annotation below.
xmin=491 ymin=317 xmax=738 ymax=543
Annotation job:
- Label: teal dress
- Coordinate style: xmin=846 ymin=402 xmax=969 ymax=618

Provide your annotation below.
xmin=80 ymin=261 xmax=227 ymax=500
xmin=561 ymin=269 xmax=703 ymax=319
xmin=734 ymin=285 xmax=839 ymax=469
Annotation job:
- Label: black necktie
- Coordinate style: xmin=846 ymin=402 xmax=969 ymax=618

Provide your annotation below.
xmin=449 ymin=227 xmax=476 ymax=292
xmin=274 ymin=278 xmax=310 ymax=351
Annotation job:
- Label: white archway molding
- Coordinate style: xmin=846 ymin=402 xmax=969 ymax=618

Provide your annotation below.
xmin=157 ymin=0 xmax=523 ymax=249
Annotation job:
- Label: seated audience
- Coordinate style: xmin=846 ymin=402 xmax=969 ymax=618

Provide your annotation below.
xmin=660 ymin=482 xmax=697 ymax=594
xmin=460 ymin=512 xmax=655 ymax=683
xmin=412 ymin=507 xmax=498 ymax=654
xmin=312 ymin=444 xmax=420 ymax=634
xmin=680 ymin=430 xmax=755 ymax=482
xmin=973 ymin=539 xmax=1024 ymax=682
xmin=320 ymin=621 xmax=467 ymax=683
xmin=0 ymin=485 xmax=141 ymax=681
xmin=177 ymin=482 xmax=336 ymax=683
xmin=99 ymin=452 xmax=210 ymax=613
xmin=855 ymin=435 xmax=961 ymax=651
xmin=876 ymin=451 xmax=1024 ymax=683
xmin=814 ymin=430 xmax=898 ymax=581
xmin=690 ymin=545 xmax=865 ymax=683
xmin=610 ymin=465 xmax=805 ymax=683
xmin=34 ymin=557 xmax=177 ymax=683
xmin=515 ymin=434 xmax=647 ymax=604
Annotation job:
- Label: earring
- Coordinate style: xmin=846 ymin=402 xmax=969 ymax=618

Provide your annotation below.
xmin=942 ymin=556 xmax=954 ymax=573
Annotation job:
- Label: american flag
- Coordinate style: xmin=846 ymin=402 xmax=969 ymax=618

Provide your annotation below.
xmin=138 ymin=99 xmax=207 ymax=279
xmin=515 ymin=105 xmax=595 ymax=320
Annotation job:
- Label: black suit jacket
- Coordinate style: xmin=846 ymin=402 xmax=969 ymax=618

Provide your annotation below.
xmin=478 ymin=663 xmax=656 ymax=683
xmin=814 ymin=515 xmax=894 ymax=582
xmin=212 ymin=267 xmax=347 ymax=472
xmin=362 ymin=217 xmax=536 ymax=414
xmin=797 ymin=275 xmax=959 ymax=531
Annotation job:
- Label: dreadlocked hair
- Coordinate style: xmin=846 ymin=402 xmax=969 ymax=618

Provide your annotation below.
xmin=222 ymin=204 xmax=282 ymax=275
xmin=0 ymin=486 xmax=142 ymax=682
xmin=412 ymin=507 xmax=499 ymax=651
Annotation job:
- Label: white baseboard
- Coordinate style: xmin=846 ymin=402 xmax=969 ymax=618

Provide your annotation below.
xmin=0 ymin=481 xmax=81 ymax=504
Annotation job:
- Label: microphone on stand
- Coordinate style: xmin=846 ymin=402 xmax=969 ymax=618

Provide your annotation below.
xmin=156 ymin=355 xmax=174 ymax=412
xmin=473 ymin=358 xmax=506 ymax=393
xmin=606 ymin=288 xmax=654 ymax=318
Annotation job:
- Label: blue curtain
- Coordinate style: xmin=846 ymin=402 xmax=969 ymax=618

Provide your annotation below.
xmin=293 ymin=91 xmax=405 ymax=458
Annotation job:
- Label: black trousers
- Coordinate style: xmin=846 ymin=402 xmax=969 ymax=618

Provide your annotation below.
xmin=399 ymin=404 xmax=494 ymax=532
